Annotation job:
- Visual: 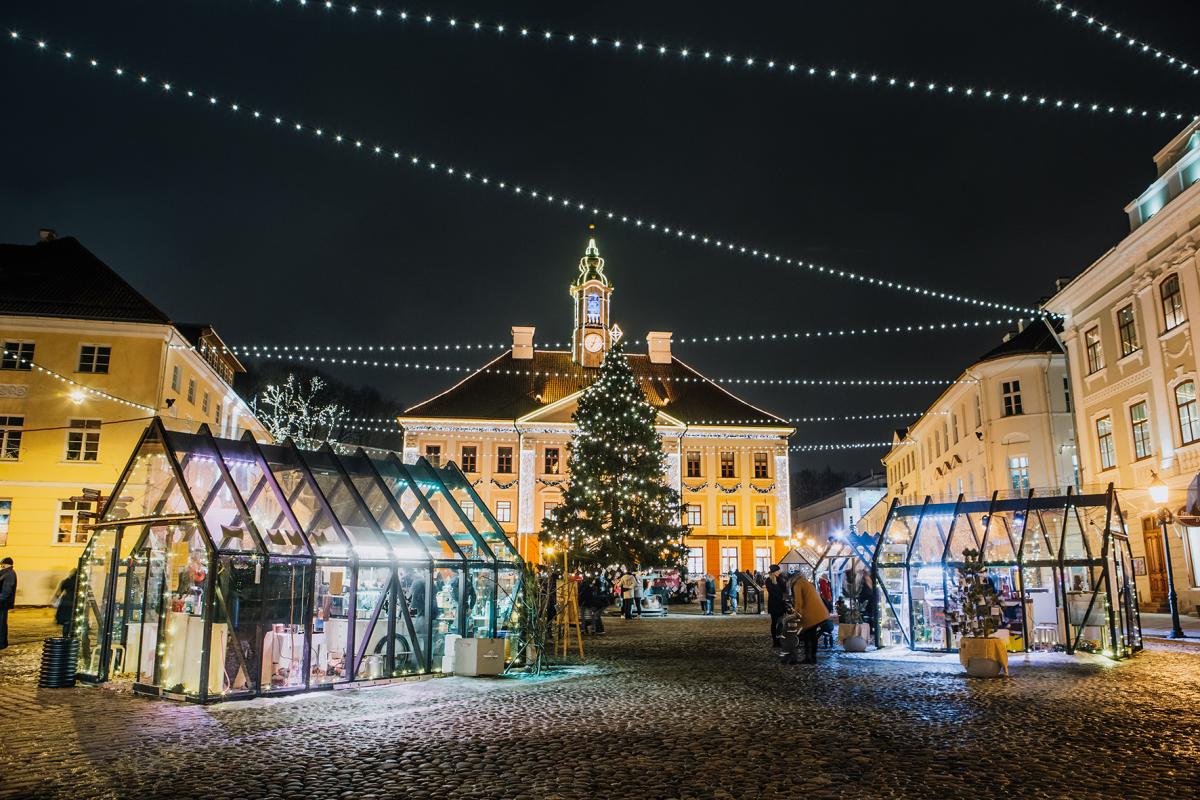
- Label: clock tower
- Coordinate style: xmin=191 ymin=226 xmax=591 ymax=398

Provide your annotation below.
xmin=570 ymin=232 xmax=614 ymax=368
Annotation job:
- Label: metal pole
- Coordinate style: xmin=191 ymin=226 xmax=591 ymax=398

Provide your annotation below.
xmin=1158 ymin=513 xmax=1187 ymax=639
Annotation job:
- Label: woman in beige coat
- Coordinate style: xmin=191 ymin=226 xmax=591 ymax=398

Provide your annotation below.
xmin=789 ymin=574 xmax=830 ymax=664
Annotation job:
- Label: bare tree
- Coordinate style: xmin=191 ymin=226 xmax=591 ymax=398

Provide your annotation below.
xmin=252 ymin=374 xmax=347 ymax=447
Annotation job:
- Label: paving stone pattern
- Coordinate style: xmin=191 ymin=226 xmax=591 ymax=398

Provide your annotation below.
xmin=1 ymin=613 xmax=1198 ymax=800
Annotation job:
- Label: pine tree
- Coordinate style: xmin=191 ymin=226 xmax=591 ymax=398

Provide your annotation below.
xmin=541 ymin=339 xmax=689 ymax=572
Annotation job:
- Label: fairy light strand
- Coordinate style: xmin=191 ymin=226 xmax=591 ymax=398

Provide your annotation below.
xmin=346 ymin=410 xmax=941 ymax=426
xmin=6 ymin=31 xmax=1053 ymax=318
xmin=1037 ymin=0 xmax=1199 ymax=78
xmin=1 ymin=349 xmax=156 ymax=412
xmin=253 ymin=0 xmax=1193 ymax=121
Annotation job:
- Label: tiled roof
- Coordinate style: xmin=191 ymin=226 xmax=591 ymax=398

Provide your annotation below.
xmin=0 ymin=236 xmax=171 ymax=324
xmin=403 ymin=350 xmax=788 ymax=426
xmin=977 ymin=318 xmax=1064 ymax=362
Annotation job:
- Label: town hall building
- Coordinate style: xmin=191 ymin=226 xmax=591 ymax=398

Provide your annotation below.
xmin=399 ymin=237 xmax=795 ymax=574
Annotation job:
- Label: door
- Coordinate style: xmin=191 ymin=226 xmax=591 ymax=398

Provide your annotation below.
xmin=1141 ymin=517 xmax=1168 ymax=601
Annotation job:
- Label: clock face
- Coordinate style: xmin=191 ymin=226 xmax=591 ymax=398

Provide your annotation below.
xmin=584 ymin=332 xmax=604 ymax=353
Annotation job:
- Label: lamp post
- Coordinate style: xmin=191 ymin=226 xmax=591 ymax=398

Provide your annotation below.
xmin=1149 ymin=474 xmax=1187 ymax=639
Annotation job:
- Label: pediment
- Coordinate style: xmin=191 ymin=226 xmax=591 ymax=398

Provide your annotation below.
xmin=517 ymin=390 xmax=685 ymax=428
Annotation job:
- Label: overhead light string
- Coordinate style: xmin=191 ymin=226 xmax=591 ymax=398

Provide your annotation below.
xmin=6 ymin=30 xmax=1054 ymax=318
xmin=251 ymin=0 xmax=1193 ymax=121
xmin=1 ymin=348 xmax=156 ymax=412
xmin=1035 ymin=0 xmax=1199 ymax=78
xmin=345 ymin=409 xmax=944 ymax=426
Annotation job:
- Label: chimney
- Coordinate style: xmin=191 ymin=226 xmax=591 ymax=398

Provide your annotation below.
xmin=647 ymin=331 xmax=672 ymax=364
xmin=511 ymin=326 xmax=535 ymax=360
xmin=38 ymin=228 xmax=57 ymax=242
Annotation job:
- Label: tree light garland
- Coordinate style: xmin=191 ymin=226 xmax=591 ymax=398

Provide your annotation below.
xmin=6 ymin=30 xmax=1052 ymax=318
xmin=1036 ymin=0 xmax=1199 ymax=77
xmin=253 ymin=0 xmax=1194 ymax=120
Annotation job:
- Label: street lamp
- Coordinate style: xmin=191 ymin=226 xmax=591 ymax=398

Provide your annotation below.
xmin=1149 ymin=473 xmax=1187 ymax=639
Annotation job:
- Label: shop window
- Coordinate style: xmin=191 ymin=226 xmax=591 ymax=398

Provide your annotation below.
xmin=686 ymin=547 xmax=704 ymax=576
xmin=1176 ymin=381 xmax=1199 ymax=445
xmin=720 ymin=452 xmax=736 ymax=479
xmin=0 ymin=499 xmax=10 ymax=546
xmin=1130 ymin=401 xmax=1152 ymax=460
xmin=424 ymin=445 xmax=441 ymax=467
xmin=186 ymin=378 xmax=196 ymax=404
xmin=171 ymin=364 xmax=181 ymax=391
xmin=1085 ymin=327 xmax=1104 ymax=374
xmin=495 ymin=500 xmax=511 ymax=522
xmin=754 ymin=505 xmax=770 ymax=527
xmin=65 ymin=419 xmax=100 ymax=461
xmin=753 ymin=452 xmax=768 ymax=479
xmin=754 ymin=547 xmax=770 ymax=574
xmin=496 ymin=446 xmax=513 ymax=473
xmin=544 ymin=447 xmax=560 ymax=475
xmin=0 ymin=416 xmax=23 ymax=460
xmin=1096 ymin=416 xmax=1116 ymax=470
xmin=720 ymin=505 xmax=736 ymax=526
xmin=54 ymin=499 xmax=90 ymax=544
xmin=460 ymin=445 xmax=477 ymax=473
xmin=1 ymin=341 xmax=34 ymax=371
xmin=77 ymin=344 xmax=111 ymax=374
xmin=720 ymin=546 xmax=738 ymax=575
xmin=543 ymin=502 xmax=559 ymax=520
xmin=686 ymin=504 xmax=702 ymax=526
xmin=686 ymin=450 xmax=702 ymax=478
xmin=1117 ymin=305 xmax=1139 ymax=357
xmin=1008 ymin=456 xmax=1030 ymax=492
xmin=1161 ymin=274 xmax=1186 ymax=331
xmin=1002 ymin=380 xmax=1023 ymax=417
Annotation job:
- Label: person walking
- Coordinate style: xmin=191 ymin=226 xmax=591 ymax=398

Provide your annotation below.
xmin=0 ymin=557 xmax=16 ymax=649
xmin=588 ymin=575 xmax=608 ymax=634
xmin=817 ymin=574 xmax=833 ymax=612
xmin=53 ymin=568 xmax=78 ymax=638
xmin=704 ymin=573 xmax=716 ymax=616
xmin=694 ymin=574 xmax=708 ymax=614
xmin=725 ymin=570 xmax=739 ymax=615
xmin=618 ymin=571 xmax=638 ymax=619
xmin=634 ymin=576 xmax=647 ymax=617
xmin=789 ymin=573 xmax=831 ymax=665
xmin=765 ymin=565 xmax=787 ymax=648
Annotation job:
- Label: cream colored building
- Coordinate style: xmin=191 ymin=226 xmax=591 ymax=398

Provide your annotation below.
xmin=1045 ymin=119 xmax=1200 ymax=616
xmin=792 ymin=474 xmax=887 ymax=545
xmin=0 ymin=230 xmax=266 ymax=603
xmin=882 ymin=320 xmax=1076 ymax=510
xmin=399 ymin=238 xmax=794 ymax=576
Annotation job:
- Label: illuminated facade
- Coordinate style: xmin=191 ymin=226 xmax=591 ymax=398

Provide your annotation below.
xmin=400 ymin=238 xmax=794 ymax=575
xmin=0 ymin=231 xmax=266 ymax=603
xmin=1045 ymin=119 xmax=1200 ymax=616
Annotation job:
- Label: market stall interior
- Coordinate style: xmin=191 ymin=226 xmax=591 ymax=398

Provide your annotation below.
xmin=872 ymin=487 xmax=1143 ymax=659
xmin=71 ymin=418 xmax=522 ymax=702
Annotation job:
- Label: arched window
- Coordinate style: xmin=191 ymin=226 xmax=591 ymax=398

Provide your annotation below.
xmin=1176 ymin=380 xmax=1199 ymax=445
xmin=1161 ymin=274 xmax=1185 ymax=331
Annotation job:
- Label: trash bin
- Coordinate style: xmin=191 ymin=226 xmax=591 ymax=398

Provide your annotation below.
xmin=38 ymin=637 xmax=79 ymax=688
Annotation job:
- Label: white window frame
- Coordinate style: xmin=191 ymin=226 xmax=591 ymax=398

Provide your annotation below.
xmin=1008 ymin=455 xmax=1030 ymax=492
xmin=460 ymin=445 xmax=478 ymax=474
xmin=494 ymin=500 xmax=512 ymax=523
xmin=720 ymin=546 xmax=738 ymax=575
xmin=461 ymin=500 xmax=475 ymax=521
xmin=1160 ymin=272 xmax=1186 ymax=332
xmin=186 ymin=378 xmax=196 ymax=405
xmin=1175 ymin=379 xmax=1200 ymax=446
xmin=754 ymin=547 xmax=771 ymax=574
xmin=54 ymin=499 xmax=91 ymax=545
xmin=1128 ymin=398 xmax=1153 ymax=461
xmin=0 ymin=340 xmax=34 ymax=371
xmin=719 ymin=452 xmax=736 ymax=479
xmin=1002 ymin=380 xmax=1023 ymax=417
xmin=1084 ymin=326 xmax=1105 ymax=374
xmin=686 ymin=504 xmax=702 ymax=527
xmin=1095 ymin=415 xmax=1116 ymax=471
xmin=543 ymin=502 xmax=559 ymax=520
xmin=65 ymin=418 xmax=101 ymax=462
xmin=754 ymin=505 xmax=770 ymax=527
xmin=685 ymin=450 xmax=702 ymax=478
xmin=686 ymin=546 xmax=704 ymax=577
xmin=424 ymin=444 xmax=442 ymax=467
xmin=543 ymin=447 xmax=561 ymax=475
xmin=720 ymin=504 xmax=736 ymax=527
xmin=77 ymin=343 xmax=111 ymax=374
xmin=0 ymin=416 xmax=23 ymax=461
xmin=752 ymin=452 xmax=769 ymax=479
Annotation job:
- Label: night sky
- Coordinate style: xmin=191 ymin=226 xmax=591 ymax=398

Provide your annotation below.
xmin=4 ymin=0 xmax=1199 ymax=473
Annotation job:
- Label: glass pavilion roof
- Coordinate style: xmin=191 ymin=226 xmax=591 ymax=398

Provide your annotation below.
xmin=98 ymin=419 xmax=520 ymax=568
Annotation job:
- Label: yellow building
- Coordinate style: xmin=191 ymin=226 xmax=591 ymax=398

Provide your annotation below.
xmin=0 ymin=230 xmax=266 ymax=603
xmin=399 ymin=237 xmax=795 ymax=575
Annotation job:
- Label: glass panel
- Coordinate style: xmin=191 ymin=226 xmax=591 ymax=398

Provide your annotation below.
xmin=876 ymin=509 xmax=916 ymax=647
xmin=981 ymin=510 xmax=1018 ymax=563
xmin=131 ymin=545 xmax=165 ymax=685
xmin=1023 ymin=507 xmax=1061 ymax=562
xmin=260 ymin=558 xmax=312 ymax=691
xmin=376 ymin=458 xmax=464 ymax=561
xmin=103 ymin=433 xmax=189 ymax=521
xmin=258 ymin=443 xmax=349 ymax=558
xmin=74 ymin=526 xmax=120 ymax=677
xmin=213 ymin=554 xmax=261 ymax=697
xmin=405 ymin=459 xmax=492 ymax=562
xmin=431 ymin=566 xmax=465 ymax=670
xmin=909 ymin=563 xmax=946 ymax=649
xmin=394 ymin=569 xmax=427 ymax=675
xmin=1023 ymin=566 xmax=1060 ymax=651
xmin=352 ymin=566 xmax=394 ymax=680
xmin=154 ymin=525 xmax=216 ymax=698
xmin=341 ymin=454 xmax=432 ymax=562
xmin=496 ymin=565 xmax=521 ymax=636
xmin=215 ymin=439 xmax=309 ymax=556
xmin=312 ymin=562 xmax=351 ymax=684
xmin=303 ymin=451 xmax=391 ymax=560
xmin=166 ymin=432 xmax=259 ymax=554
xmin=1064 ymin=566 xmax=1107 ymax=653
xmin=467 ymin=568 xmax=496 ymax=638
xmin=435 ymin=464 xmax=521 ymax=562
xmin=1061 ymin=505 xmax=1093 ymax=560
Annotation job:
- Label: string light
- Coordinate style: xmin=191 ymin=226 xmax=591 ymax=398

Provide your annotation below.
xmin=223 ymin=318 xmax=1023 ymax=356
xmin=0 ymin=349 xmax=156 ymax=412
xmin=7 ymin=31 xmax=1052 ymax=317
xmin=345 ymin=410 xmax=942 ymax=426
xmin=1037 ymin=0 xmax=1199 ymax=77
xmin=240 ymin=349 xmax=969 ymax=386
xmin=249 ymin=0 xmax=1193 ymax=120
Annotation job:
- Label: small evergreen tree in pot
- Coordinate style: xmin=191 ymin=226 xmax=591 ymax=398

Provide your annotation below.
xmin=948 ymin=548 xmax=1003 ymax=639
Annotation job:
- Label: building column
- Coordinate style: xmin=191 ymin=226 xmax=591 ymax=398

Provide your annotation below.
xmin=773 ymin=453 xmax=791 ymax=536
xmin=517 ymin=435 xmax=536 ymax=537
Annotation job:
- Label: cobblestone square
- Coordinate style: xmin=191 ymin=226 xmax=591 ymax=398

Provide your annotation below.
xmin=1 ymin=612 xmax=1198 ymax=800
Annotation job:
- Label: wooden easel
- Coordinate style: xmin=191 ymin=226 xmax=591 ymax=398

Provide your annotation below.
xmin=556 ymin=577 xmax=585 ymax=659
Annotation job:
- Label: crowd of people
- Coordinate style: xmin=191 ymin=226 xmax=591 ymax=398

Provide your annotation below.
xmin=763 ymin=564 xmax=876 ymax=666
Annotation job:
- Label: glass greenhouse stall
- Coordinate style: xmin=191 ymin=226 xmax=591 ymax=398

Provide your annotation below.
xmin=71 ymin=419 xmax=521 ymax=702
xmin=872 ymin=487 xmax=1142 ymax=659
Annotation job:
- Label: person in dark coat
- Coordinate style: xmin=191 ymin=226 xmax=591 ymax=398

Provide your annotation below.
xmin=704 ymin=574 xmax=717 ymax=616
xmin=764 ymin=564 xmax=788 ymax=648
xmin=53 ymin=568 xmax=78 ymax=638
xmin=0 ymin=557 xmax=16 ymax=649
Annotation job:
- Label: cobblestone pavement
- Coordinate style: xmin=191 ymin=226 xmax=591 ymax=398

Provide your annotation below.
xmin=1 ymin=612 xmax=1198 ymax=800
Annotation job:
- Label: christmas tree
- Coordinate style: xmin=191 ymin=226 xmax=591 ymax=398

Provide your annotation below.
xmin=541 ymin=337 xmax=689 ymax=572
xmin=948 ymin=548 xmax=1003 ymax=639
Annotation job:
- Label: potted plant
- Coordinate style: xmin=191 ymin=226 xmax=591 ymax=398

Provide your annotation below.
xmin=948 ymin=548 xmax=1006 ymax=678
xmin=837 ymin=568 xmax=870 ymax=652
